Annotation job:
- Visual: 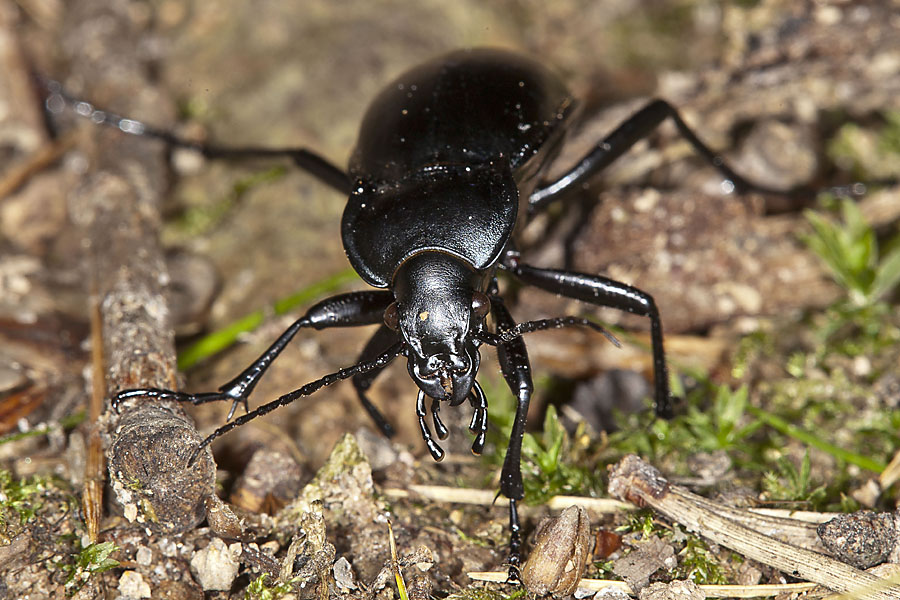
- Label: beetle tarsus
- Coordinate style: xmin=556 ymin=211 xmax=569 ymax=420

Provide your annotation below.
xmin=504 ymin=498 xmax=524 ymax=585
xmin=505 ymin=566 xmax=523 ymax=586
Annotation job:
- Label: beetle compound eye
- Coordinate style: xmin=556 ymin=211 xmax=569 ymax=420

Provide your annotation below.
xmin=384 ymin=302 xmax=400 ymax=331
xmin=471 ymin=292 xmax=491 ymax=320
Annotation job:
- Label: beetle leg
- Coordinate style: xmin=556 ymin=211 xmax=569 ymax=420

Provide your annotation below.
xmin=352 ymin=324 xmax=401 ymax=438
xmin=505 ymin=259 xmax=672 ymax=418
xmin=112 ymin=291 xmax=393 ymax=419
xmin=416 ymin=390 xmax=445 ymax=461
xmin=529 ymin=98 xmax=808 ymax=212
xmin=492 ymin=298 xmax=533 ymax=581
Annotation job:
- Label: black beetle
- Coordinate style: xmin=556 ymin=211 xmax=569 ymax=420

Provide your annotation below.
xmin=59 ymin=47 xmax=791 ymax=577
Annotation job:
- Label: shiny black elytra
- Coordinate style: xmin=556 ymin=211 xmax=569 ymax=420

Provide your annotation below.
xmin=70 ymin=48 xmax=786 ymax=578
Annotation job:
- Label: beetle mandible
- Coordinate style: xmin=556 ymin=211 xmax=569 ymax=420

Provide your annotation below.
xmin=70 ymin=47 xmax=789 ymax=577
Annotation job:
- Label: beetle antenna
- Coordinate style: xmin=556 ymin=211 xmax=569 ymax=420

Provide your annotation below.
xmin=187 ymin=342 xmax=404 ymax=464
xmin=475 ymin=316 xmax=620 ymax=347
xmin=38 ymin=76 xmax=352 ymax=194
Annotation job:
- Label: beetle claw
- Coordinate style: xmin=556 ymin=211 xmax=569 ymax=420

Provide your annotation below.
xmin=225 ymin=396 xmax=250 ymax=421
xmin=504 ymin=565 xmax=522 ymax=586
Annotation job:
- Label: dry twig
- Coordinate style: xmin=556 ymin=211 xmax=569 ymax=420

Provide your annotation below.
xmin=607 ymin=455 xmax=900 ymax=600
xmin=65 ymin=0 xmax=215 ymax=533
xmin=467 ymin=571 xmax=818 ymax=598
xmin=382 ymin=484 xmax=630 ymax=513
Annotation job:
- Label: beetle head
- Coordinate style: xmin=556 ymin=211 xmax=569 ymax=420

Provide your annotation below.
xmin=387 ymin=252 xmax=490 ymax=406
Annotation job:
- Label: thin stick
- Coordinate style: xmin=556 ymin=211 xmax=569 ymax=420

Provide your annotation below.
xmin=382 ymin=485 xmax=631 ymax=513
xmin=81 ymin=294 xmax=105 ymax=543
xmin=383 ymin=484 xmax=833 ymax=533
xmin=608 ymin=455 xmax=900 ymax=600
xmin=879 ymin=448 xmax=900 ymax=489
xmin=64 ymin=0 xmax=215 ymax=533
xmin=468 ymin=572 xmax=819 ymax=598
xmin=0 ymin=133 xmax=78 ymax=199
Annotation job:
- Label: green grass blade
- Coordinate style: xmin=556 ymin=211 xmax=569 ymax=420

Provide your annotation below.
xmin=0 ymin=410 xmax=86 ymax=447
xmin=178 ymin=268 xmax=360 ymax=370
xmin=747 ymin=405 xmax=886 ymax=473
xmin=871 ymin=245 xmax=900 ymax=303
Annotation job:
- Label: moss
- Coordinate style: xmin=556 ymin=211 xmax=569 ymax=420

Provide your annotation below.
xmin=0 ymin=471 xmax=53 ymax=540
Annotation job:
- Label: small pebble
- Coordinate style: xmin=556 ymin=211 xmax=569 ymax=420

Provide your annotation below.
xmin=639 ymin=580 xmax=703 ymax=600
xmin=135 ymin=546 xmax=153 ymax=566
xmin=204 ymin=494 xmax=243 ymax=538
xmin=333 ymin=556 xmax=358 ymax=591
xmin=118 ymin=570 xmax=151 ymax=599
xmin=817 ymin=510 xmax=895 ymax=569
xmin=591 ymin=587 xmax=630 ymax=600
xmin=189 ymin=537 xmax=240 ymax=591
